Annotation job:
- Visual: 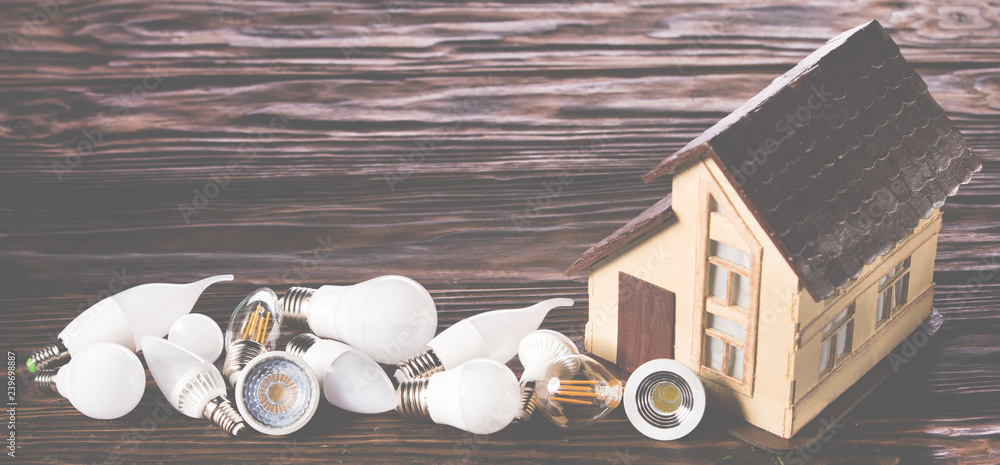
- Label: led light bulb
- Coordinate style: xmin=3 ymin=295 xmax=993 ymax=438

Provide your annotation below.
xmin=396 ymin=358 xmax=520 ymax=435
xmin=623 ymin=359 xmax=706 ymax=441
xmin=280 ymin=275 xmax=437 ymax=365
xmin=513 ymin=330 xmax=579 ymax=423
xmin=34 ymin=342 xmax=145 ymax=420
xmin=141 ymin=336 xmax=246 ymax=437
xmin=27 ymin=275 xmax=233 ymax=373
xmin=395 ymin=298 xmax=574 ymax=381
xmin=285 ymin=333 xmax=396 ymax=414
xmin=222 ymin=288 xmax=282 ymax=386
xmin=168 ymin=313 xmax=224 ymax=363
xmin=235 ymin=351 xmax=320 ymax=436
xmin=534 ymin=354 xmax=623 ymax=429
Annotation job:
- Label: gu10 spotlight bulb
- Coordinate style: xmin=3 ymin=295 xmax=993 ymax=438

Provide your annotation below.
xmin=623 ymin=359 xmax=706 ymax=441
xmin=167 ymin=313 xmax=224 ymax=363
xmin=141 ymin=336 xmax=246 ymax=437
xmin=280 ymin=275 xmax=438 ymax=364
xmin=235 ymin=351 xmax=320 ymax=436
xmin=534 ymin=354 xmax=623 ymax=429
xmin=27 ymin=275 xmax=233 ymax=374
xmin=286 ymin=333 xmax=396 ymax=414
xmin=513 ymin=330 xmax=579 ymax=423
xmin=396 ymin=358 xmax=520 ymax=435
xmin=34 ymin=343 xmax=145 ymax=420
xmin=222 ymin=288 xmax=282 ymax=386
xmin=395 ymin=298 xmax=574 ymax=381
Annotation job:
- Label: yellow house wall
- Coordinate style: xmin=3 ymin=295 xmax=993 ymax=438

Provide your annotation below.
xmin=585 ymin=154 xmax=801 ymax=438
xmin=789 ymin=212 xmax=941 ymax=435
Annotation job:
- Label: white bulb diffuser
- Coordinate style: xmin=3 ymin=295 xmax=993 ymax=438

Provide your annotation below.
xmin=34 ymin=343 xmax=145 ymax=420
xmin=396 ymin=358 xmax=520 ymax=435
xmin=222 ymin=288 xmax=282 ymax=386
xmin=168 ymin=313 xmax=224 ymax=363
xmin=395 ymin=298 xmax=574 ymax=381
xmin=280 ymin=275 xmax=438 ymax=365
xmin=27 ymin=274 xmax=233 ymax=374
xmin=285 ymin=333 xmax=396 ymax=414
xmin=513 ymin=330 xmax=579 ymax=422
xmin=141 ymin=336 xmax=246 ymax=437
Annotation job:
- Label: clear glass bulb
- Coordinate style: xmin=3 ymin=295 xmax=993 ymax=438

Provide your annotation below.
xmin=280 ymin=275 xmax=438 ymax=364
xmin=514 ymin=330 xmax=579 ymax=422
xmin=27 ymin=275 xmax=233 ymax=373
xmin=285 ymin=333 xmax=396 ymax=414
xmin=235 ymin=351 xmax=320 ymax=436
xmin=396 ymin=358 xmax=520 ymax=435
xmin=37 ymin=342 xmax=145 ymax=420
xmin=534 ymin=354 xmax=623 ymax=429
xmin=167 ymin=313 xmax=224 ymax=363
xmin=395 ymin=298 xmax=574 ymax=381
xmin=141 ymin=336 xmax=246 ymax=436
xmin=222 ymin=288 xmax=282 ymax=385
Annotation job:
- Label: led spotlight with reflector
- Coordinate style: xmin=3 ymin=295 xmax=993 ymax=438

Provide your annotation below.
xmin=235 ymin=351 xmax=320 ymax=436
xmin=624 ymin=358 xmax=705 ymax=441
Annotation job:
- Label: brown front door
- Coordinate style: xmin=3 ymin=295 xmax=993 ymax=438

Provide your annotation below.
xmin=617 ymin=272 xmax=675 ymax=373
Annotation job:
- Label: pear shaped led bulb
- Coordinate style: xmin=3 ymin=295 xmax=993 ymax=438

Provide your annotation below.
xmin=141 ymin=336 xmax=246 ymax=437
xmin=286 ymin=333 xmax=396 ymax=414
xmin=513 ymin=330 xmax=579 ymax=422
xmin=280 ymin=275 xmax=438 ymax=365
xmin=222 ymin=287 xmax=282 ymax=386
xmin=27 ymin=274 xmax=233 ymax=374
xmin=396 ymin=358 xmax=520 ymax=435
xmin=34 ymin=342 xmax=145 ymax=420
xmin=395 ymin=298 xmax=574 ymax=381
xmin=168 ymin=313 xmax=224 ymax=363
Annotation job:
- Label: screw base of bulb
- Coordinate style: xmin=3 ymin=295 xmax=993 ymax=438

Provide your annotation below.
xmin=396 ymin=377 xmax=430 ymax=421
xmin=203 ymin=395 xmax=246 ymax=437
xmin=27 ymin=341 xmax=70 ymax=374
xmin=514 ymin=379 xmax=537 ymax=423
xmin=285 ymin=333 xmax=319 ymax=359
xmin=279 ymin=287 xmax=315 ymax=329
xmin=395 ymin=347 xmax=444 ymax=381
xmin=222 ymin=339 xmax=265 ymax=386
xmin=34 ymin=370 xmax=59 ymax=394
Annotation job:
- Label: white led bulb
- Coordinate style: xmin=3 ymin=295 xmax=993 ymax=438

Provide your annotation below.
xmin=34 ymin=342 xmax=145 ymax=420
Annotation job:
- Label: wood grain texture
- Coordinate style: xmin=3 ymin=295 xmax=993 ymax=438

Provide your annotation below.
xmin=0 ymin=0 xmax=997 ymax=464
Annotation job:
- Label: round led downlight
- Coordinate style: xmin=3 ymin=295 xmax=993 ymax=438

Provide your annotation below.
xmin=624 ymin=359 xmax=705 ymax=441
xmin=235 ymin=351 xmax=320 ymax=435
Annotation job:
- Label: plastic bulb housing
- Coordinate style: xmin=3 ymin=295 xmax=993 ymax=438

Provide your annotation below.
xmin=168 ymin=313 xmax=224 ymax=363
xmin=35 ymin=343 xmax=145 ymax=420
xmin=514 ymin=330 xmax=579 ymax=422
xmin=235 ymin=351 xmax=320 ymax=436
xmin=395 ymin=298 xmax=573 ymax=381
xmin=27 ymin=275 xmax=233 ymax=373
xmin=141 ymin=337 xmax=246 ymax=437
xmin=397 ymin=358 xmax=520 ymax=435
xmin=280 ymin=275 xmax=438 ymax=365
xmin=534 ymin=354 xmax=622 ymax=429
xmin=222 ymin=288 xmax=282 ymax=386
xmin=623 ymin=359 xmax=706 ymax=441
xmin=285 ymin=333 xmax=396 ymax=414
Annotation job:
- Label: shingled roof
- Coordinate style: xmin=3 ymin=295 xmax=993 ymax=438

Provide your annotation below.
xmin=569 ymin=20 xmax=981 ymax=301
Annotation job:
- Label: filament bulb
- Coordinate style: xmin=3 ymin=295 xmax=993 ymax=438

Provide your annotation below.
xmin=222 ymin=288 xmax=282 ymax=386
xmin=534 ymin=354 xmax=622 ymax=429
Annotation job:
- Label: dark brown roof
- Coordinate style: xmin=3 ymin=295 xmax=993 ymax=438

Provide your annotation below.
xmin=566 ymin=195 xmax=674 ymax=275
xmin=574 ymin=21 xmax=981 ymax=301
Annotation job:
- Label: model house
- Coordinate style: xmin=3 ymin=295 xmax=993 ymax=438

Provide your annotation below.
xmin=566 ymin=20 xmax=980 ymax=439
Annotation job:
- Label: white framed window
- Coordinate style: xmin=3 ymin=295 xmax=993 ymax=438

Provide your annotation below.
xmin=819 ymin=303 xmax=855 ymax=375
xmin=876 ymin=257 xmax=911 ymax=325
xmin=703 ymin=239 xmax=751 ymax=382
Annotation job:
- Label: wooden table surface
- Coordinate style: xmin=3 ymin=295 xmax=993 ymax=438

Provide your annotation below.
xmin=1 ymin=1 xmax=998 ymax=463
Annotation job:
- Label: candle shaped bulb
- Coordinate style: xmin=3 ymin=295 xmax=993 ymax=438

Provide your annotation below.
xmin=395 ymin=298 xmax=574 ymax=382
xmin=533 ymin=354 xmax=623 ymax=429
xmin=513 ymin=330 xmax=579 ymax=423
xmin=141 ymin=336 xmax=246 ymax=437
xmin=222 ymin=288 xmax=282 ymax=386
xmin=285 ymin=333 xmax=396 ymax=414
xmin=34 ymin=343 xmax=145 ymax=420
xmin=396 ymin=358 xmax=520 ymax=435
xmin=27 ymin=274 xmax=233 ymax=374
xmin=280 ymin=275 xmax=438 ymax=365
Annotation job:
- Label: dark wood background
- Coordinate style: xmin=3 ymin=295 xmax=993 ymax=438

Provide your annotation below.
xmin=1 ymin=0 xmax=998 ymax=463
